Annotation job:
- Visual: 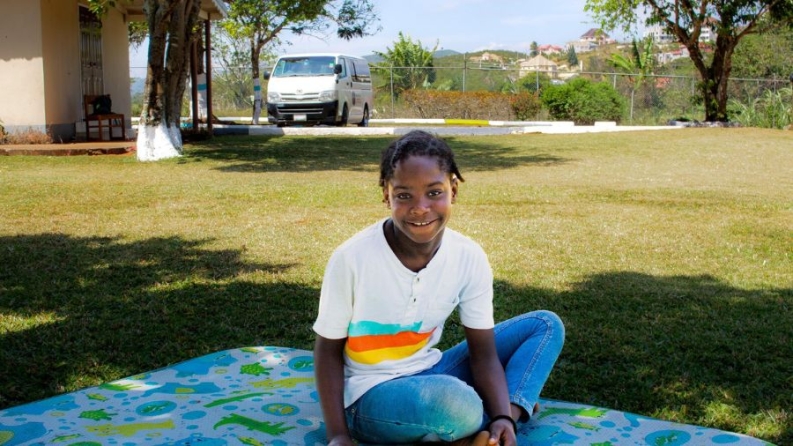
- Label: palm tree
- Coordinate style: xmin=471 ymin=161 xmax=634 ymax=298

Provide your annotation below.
xmin=608 ymin=37 xmax=655 ymax=123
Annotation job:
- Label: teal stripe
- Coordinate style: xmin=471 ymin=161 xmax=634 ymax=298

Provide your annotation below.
xmin=253 ymin=85 xmax=261 ymax=91
xmin=348 ymin=320 xmax=422 ymax=337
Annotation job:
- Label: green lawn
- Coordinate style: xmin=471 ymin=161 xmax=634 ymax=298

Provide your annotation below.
xmin=1 ymin=128 xmax=790 ymax=444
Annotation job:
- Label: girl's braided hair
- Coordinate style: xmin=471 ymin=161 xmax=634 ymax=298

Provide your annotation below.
xmin=379 ymin=130 xmax=465 ymax=188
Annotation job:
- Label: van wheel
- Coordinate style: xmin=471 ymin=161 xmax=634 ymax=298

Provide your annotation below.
xmin=358 ymin=106 xmax=370 ymax=127
xmin=336 ymin=105 xmax=348 ymax=127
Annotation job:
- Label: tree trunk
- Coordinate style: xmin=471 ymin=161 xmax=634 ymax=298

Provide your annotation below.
xmin=251 ymin=40 xmax=262 ymax=125
xmin=686 ymin=33 xmax=736 ymax=122
xmin=137 ymin=0 xmax=201 ymax=161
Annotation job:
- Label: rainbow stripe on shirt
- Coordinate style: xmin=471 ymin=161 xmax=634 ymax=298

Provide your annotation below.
xmin=345 ymin=321 xmax=435 ymax=365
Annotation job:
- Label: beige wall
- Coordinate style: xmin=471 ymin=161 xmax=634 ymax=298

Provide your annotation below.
xmin=0 ymin=0 xmax=131 ymax=138
xmin=101 ymin=6 xmax=132 ymax=123
xmin=41 ymin=0 xmax=82 ymax=130
xmin=0 ymin=0 xmax=46 ymax=130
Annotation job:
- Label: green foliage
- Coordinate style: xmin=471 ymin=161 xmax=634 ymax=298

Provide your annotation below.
xmin=729 ymin=87 xmax=792 ymax=129
xmin=731 ymin=27 xmax=793 ymax=79
xmin=584 ymin=0 xmax=793 ymax=121
xmin=541 ymin=77 xmax=626 ymax=124
xmin=513 ymin=72 xmax=553 ymax=93
xmin=509 ymin=91 xmax=543 ymax=120
xmin=221 ymin=0 xmax=378 ymax=53
xmin=608 ymin=37 xmax=656 ymax=122
xmin=566 ymin=45 xmax=579 ymax=67
xmin=374 ymin=32 xmax=438 ymax=97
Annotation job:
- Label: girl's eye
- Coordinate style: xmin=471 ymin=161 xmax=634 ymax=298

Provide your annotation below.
xmin=428 ymin=190 xmax=442 ymax=197
xmin=396 ymin=193 xmax=411 ymax=200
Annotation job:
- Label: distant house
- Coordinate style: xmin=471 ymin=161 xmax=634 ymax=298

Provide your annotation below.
xmin=644 ymin=24 xmax=676 ymax=44
xmin=0 ymin=0 xmax=226 ymax=141
xmin=538 ymin=44 xmax=564 ymax=55
xmin=580 ymin=28 xmax=616 ymax=45
xmin=469 ymin=52 xmax=505 ymax=66
xmin=644 ymin=19 xmax=717 ymax=45
xmin=519 ymin=55 xmax=558 ymax=78
xmin=656 ymin=45 xmax=690 ymax=65
xmin=567 ymin=40 xmax=597 ymax=54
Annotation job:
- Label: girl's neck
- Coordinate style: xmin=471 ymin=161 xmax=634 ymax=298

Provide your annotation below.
xmin=383 ymin=219 xmax=442 ymax=273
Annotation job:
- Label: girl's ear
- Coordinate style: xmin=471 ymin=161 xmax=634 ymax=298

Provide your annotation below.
xmin=451 ymin=178 xmax=459 ymax=203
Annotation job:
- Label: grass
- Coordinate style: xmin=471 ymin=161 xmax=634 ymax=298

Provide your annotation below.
xmin=0 ymin=128 xmax=791 ymax=444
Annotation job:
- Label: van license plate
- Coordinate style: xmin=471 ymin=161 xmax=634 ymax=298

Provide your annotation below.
xmin=294 ymin=114 xmax=307 ymax=121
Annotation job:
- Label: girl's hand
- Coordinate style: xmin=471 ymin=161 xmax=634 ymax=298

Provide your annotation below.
xmin=328 ymin=434 xmax=356 ymax=446
xmin=488 ymin=418 xmax=517 ymax=446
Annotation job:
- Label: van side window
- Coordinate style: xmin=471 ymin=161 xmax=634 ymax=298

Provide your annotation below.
xmin=352 ymin=59 xmax=372 ymax=83
xmin=337 ymin=58 xmax=348 ymax=78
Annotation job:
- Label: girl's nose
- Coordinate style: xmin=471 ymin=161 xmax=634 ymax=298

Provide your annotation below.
xmin=411 ymin=198 xmax=430 ymax=214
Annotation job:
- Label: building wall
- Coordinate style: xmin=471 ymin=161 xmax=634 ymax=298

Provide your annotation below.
xmin=0 ymin=0 xmax=46 ymax=133
xmin=101 ymin=6 xmax=132 ymax=125
xmin=41 ymin=0 xmax=83 ymax=139
xmin=0 ymin=0 xmax=131 ymax=140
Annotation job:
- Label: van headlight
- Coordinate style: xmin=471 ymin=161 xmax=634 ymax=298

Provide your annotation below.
xmin=318 ymin=90 xmax=337 ymax=102
xmin=267 ymin=91 xmax=281 ymax=102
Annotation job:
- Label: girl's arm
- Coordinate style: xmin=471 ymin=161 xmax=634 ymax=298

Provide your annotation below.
xmin=314 ymin=335 xmax=355 ymax=446
xmin=464 ymin=326 xmax=518 ymax=446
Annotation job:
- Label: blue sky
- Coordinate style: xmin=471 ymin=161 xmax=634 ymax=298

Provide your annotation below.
xmin=130 ymin=0 xmax=637 ymax=72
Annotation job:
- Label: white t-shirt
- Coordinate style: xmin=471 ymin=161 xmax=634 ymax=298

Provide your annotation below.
xmin=313 ymin=219 xmax=494 ymax=407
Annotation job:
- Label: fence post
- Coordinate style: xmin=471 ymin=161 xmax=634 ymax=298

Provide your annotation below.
xmin=390 ymin=64 xmax=395 ymax=119
xmin=463 ymin=53 xmax=467 ymax=92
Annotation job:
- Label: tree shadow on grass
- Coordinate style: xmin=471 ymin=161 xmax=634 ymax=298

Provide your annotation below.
xmin=485 ymin=272 xmax=790 ymax=444
xmin=2 ymin=236 xmax=788 ymax=442
xmin=181 ymin=134 xmax=570 ymax=173
xmin=0 ymin=233 xmax=313 ymax=410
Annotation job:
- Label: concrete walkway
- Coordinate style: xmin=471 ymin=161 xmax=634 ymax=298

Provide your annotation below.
xmin=1 ymin=141 xmax=135 ymax=156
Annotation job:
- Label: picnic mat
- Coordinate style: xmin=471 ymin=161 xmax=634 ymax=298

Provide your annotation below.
xmin=0 ymin=346 xmax=772 ymax=445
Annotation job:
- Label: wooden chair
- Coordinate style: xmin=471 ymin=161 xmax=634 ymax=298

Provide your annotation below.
xmin=83 ymin=95 xmax=126 ymax=141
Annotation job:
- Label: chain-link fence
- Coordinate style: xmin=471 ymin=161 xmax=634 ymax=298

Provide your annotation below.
xmin=130 ymin=64 xmax=793 ymax=127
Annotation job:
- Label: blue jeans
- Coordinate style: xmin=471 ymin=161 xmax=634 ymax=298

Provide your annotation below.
xmin=344 ymin=310 xmax=565 ymax=444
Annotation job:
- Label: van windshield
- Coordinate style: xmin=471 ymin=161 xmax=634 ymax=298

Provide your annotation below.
xmin=271 ymin=57 xmax=337 ymax=77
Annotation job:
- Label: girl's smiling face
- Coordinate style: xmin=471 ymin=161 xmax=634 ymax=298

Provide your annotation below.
xmin=383 ymin=155 xmax=458 ymax=249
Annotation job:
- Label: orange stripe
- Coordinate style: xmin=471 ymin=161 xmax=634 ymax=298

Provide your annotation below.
xmin=347 ymin=330 xmax=434 ymax=352
xmin=345 ymin=339 xmax=431 ymax=365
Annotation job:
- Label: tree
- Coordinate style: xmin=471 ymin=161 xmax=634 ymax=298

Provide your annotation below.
xmin=88 ymin=0 xmax=202 ymax=161
xmin=220 ymin=0 xmax=379 ymax=124
xmin=608 ymin=37 xmax=655 ymax=122
xmin=566 ymin=45 xmax=579 ymax=67
xmin=374 ymin=32 xmax=438 ymax=98
xmin=530 ymin=41 xmax=539 ymax=57
xmin=585 ymin=0 xmax=793 ymax=122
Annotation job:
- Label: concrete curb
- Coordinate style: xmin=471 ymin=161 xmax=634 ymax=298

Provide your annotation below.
xmin=210 ymin=122 xmax=683 ymax=136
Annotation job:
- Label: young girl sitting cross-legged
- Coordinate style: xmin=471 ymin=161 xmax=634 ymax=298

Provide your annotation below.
xmin=313 ymin=130 xmax=565 ymax=446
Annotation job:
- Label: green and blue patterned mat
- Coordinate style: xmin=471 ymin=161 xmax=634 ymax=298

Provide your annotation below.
xmin=0 ymin=347 xmax=772 ymax=445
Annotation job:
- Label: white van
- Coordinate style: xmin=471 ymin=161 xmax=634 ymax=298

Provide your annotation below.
xmin=263 ymin=53 xmax=373 ymax=127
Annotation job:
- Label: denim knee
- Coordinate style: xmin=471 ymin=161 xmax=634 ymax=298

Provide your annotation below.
xmin=348 ymin=374 xmax=484 ymax=443
xmin=419 ymin=375 xmax=484 ymax=440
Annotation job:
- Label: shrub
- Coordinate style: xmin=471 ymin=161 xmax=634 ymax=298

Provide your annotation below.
xmin=541 ymin=77 xmax=626 ymax=125
xmin=509 ymin=91 xmax=542 ymax=121
xmin=728 ymin=87 xmax=792 ymax=129
xmin=0 ymin=126 xmax=53 ymax=145
xmin=402 ymin=90 xmax=515 ymax=120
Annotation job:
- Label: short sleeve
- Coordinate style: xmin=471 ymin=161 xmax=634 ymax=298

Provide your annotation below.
xmin=312 ymin=249 xmax=354 ymax=340
xmin=457 ymin=245 xmax=494 ymax=329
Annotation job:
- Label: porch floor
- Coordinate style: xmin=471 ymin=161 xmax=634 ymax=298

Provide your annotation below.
xmin=0 ymin=141 xmax=135 ymax=156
